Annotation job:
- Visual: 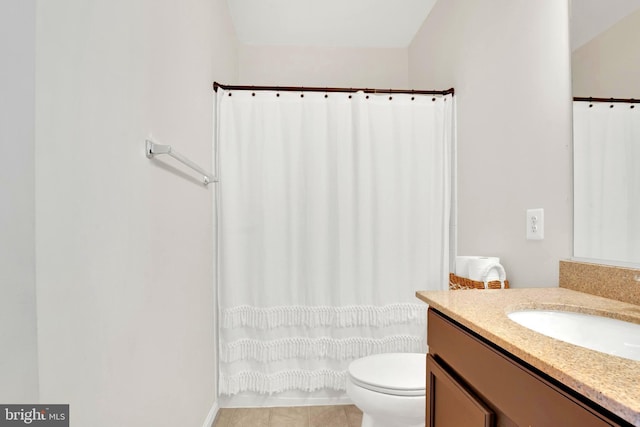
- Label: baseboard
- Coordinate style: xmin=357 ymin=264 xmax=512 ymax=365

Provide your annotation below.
xmin=202 ymin=400 xmax=220 ymax=427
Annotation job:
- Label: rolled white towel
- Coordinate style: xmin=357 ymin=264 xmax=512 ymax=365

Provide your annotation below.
xmin=467 ymin=257 xmax=501 ymax=281
xmin=456 ymin=256 xmax=499 ymax=278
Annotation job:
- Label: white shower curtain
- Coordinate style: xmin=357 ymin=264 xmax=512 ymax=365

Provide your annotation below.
xmin=573 ymin=101 xmax=640 ymax=264
xmin=216 ymin=88 xmax=455 ymax=398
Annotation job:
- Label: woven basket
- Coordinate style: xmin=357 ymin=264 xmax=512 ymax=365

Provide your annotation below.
xmin=449 ymin=273 xmax=509 ymax=290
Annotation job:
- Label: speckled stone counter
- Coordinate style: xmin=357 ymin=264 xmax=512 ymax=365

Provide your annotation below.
xmin=415 ymin=288 xmax=640 ymax=425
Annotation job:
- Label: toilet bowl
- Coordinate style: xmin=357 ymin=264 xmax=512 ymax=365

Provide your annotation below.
xmin=346 ymin=353 xmax=426 ymax=427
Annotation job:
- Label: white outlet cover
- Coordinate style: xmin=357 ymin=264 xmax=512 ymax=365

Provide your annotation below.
xmin=527 ymin=208 xmax=544 ymax=240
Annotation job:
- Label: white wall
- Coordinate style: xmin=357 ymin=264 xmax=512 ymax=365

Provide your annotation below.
xmin=0 ymin=0 xmax=39 ymax=403
xmin=409 ymin=0 xmax=573 ymax=286
xmin=572 ymin=8 xmax=640 ymax=98
xmin=238 ymin=45 xmax=408 ymax=88
xmin=35 ymin=1 xmax=237 ymax=426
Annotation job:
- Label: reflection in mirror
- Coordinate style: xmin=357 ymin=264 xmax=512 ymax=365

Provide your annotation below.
xmin=571 ymin=1 xmax=640 ymax=266
xmin=572 ymin=99 xmax=640 ymax=264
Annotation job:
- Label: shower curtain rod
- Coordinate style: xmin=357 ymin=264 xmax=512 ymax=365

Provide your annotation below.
xmin=213 ymin=82 xmax=454 ymax=96
xmin=574 ymin=96 xmax=639 ymax=104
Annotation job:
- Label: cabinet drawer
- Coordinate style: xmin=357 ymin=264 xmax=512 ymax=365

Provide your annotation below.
xmin=428 ymin=309 xmax=615 ymax=427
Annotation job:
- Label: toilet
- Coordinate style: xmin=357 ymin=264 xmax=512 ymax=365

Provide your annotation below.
xmin=346 ymin=353 xmax=426 ymax=427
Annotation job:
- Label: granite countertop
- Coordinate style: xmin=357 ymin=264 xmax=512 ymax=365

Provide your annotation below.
xmin=415 ymin=287 xmax=640 ymax=425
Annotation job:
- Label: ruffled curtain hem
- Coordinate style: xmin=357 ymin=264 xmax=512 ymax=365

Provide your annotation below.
xmin=219 ymin=369 xmax=348 ymax=395
xmin=220 ymin=335 xmax=426 ymax=363
xmin=221 ymin=303 xmax=427 ymax=329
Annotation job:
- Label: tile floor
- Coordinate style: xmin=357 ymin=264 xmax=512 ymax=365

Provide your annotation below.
xmin=213 ymin=405 xmax=363 ymax=427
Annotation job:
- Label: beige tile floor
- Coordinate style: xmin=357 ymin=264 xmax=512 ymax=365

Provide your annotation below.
xmin=213 ymin=405 xmax=363 ymax=427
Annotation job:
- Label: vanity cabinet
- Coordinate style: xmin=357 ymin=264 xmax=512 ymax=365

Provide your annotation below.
xmin=426 ymin=308 xmax=630 ymax=427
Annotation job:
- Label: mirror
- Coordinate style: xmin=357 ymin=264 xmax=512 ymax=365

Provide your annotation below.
xmin=571 ymin=0 xmax=640 ymax=266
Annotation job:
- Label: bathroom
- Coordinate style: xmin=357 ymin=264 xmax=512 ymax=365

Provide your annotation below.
xmin=1 ymin=0 xmax=637 ymax=426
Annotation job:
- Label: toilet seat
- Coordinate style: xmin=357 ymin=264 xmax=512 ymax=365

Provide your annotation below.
xmin=348 ymin=353 xmax=426 ymax=397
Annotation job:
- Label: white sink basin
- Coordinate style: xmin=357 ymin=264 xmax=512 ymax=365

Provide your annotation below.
xmin=507 ymin=309 xmax=640 ymax=361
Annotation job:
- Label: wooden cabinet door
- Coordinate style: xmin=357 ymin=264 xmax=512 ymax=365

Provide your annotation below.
xmin=427 ymin=354 xmax=494 ymax=427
